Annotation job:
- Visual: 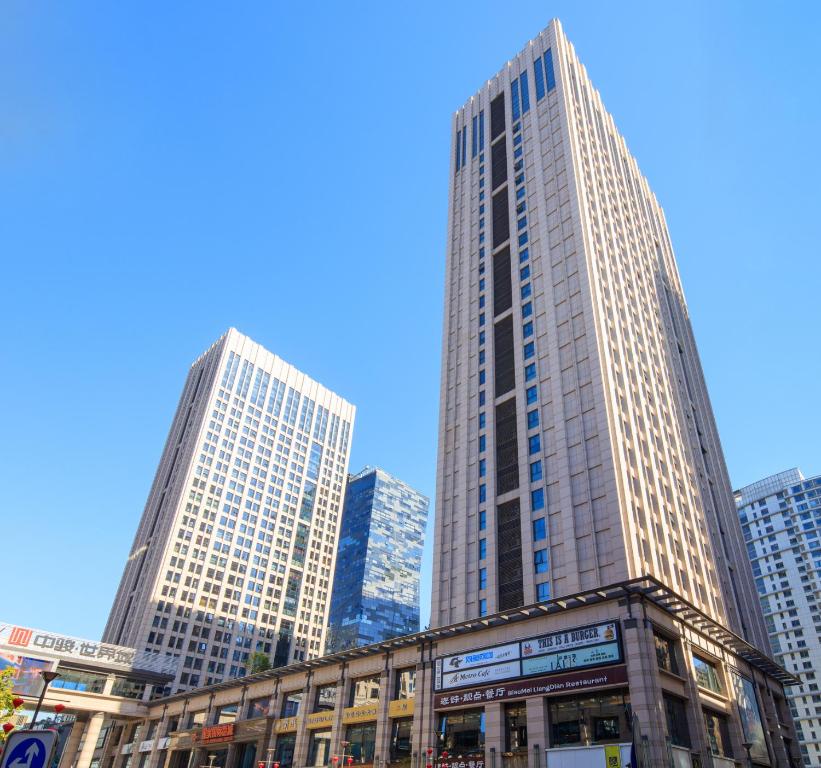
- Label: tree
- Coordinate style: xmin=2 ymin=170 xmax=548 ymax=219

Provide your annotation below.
xmin=0 ymin=668 xmax=17 ymax=743
xmin=248 ymin=652 xmax=271 ymax=674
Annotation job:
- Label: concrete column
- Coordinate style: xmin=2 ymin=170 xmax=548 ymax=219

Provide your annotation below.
xmin=484 ymin=702 xmax=504 ymax=763
xmin=329 ymin=677 xmax=348 ymax=758
xmin=224 ymin=743 xmax=240 ymax=768
xmin=76 ymin=713 xmax=106 ymax=768
xmin=59 ymin=717 xmax=87 ymax=768
xmin=147 ymin=713 xmax=171 ymax=768
xmin=413 ymin=656 xmax=436 ymax=768
xmin=679 ymin=634 xmax=713 ymax=767
xmin=373 ymin=670 xmax=392 ymax=767
xmin=292 ymin=681 xmax=315 ymax=768
xmin=524 ymin=697 xmax=547 ymax=768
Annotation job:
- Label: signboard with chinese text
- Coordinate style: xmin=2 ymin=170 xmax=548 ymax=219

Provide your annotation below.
xmin=305 ymin=711 xmax=335 ymax=730
xmin=520 ymin=642 xmax=621 ymax=676
xmin=433 ymin=665 xmax=628 ymax=708
xmin=388 ymin=698 xmax=414 ymax=718
xmin=342 ymin=703 xmax=378 ymax=724
xmin=273 ymin=717 xmax=299 ymax=734
xmin=195 ymin=724 xmax=235 ymax=745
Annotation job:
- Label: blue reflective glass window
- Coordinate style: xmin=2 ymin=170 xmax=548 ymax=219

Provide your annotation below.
xmin=517 ymin=217 xmax=527 ymax=231
xmin=455 ymin=129 xmax=461 ymax=171
xmin=521 ymin=283 xmax=532 ymax=299
xmin=479 ymin=331 xmax=486 ymax=345
xmin=524 ymin=342 xmax=535 ymax=359
xmin=479 ymin=295 xmax=485 ymax=309
xmin=462 ymin=128 xmax=467 ymax=166
xmin=520 ymin=73 xmax=530 ymax=113
xmin=479 ymin=435 xmax=486 ymax=452
xmin=523 ymin=321 xmax=533 ymax=338
xmin=513 ymin=133 xmax=523 ymax=147
xmin=534 ymin=548 xmax=548 ymax=573
xmin=479 ymin=459 xmax=486 ymax=478
xmin=530 ymin=461 xmax=543 ymax=482
xmin=479 ymin=391 xmax=485 ymax=406
xmin=479 ymin=509 xmax=487 ymax=530
xmin=537 ymin=582 xmax=550 ymax=601
xmin=527 ymin=409 xmax=539 ymax=428
xmin=479 ymin=349 xmax=485 ymax=364
xmin=532 ymin=488 xmax=545 ymax=511
xmin=514 ymin=146 xmax=523 ymax=159
xmin=526 ymin=385 xmax=537 ymax=404
xmin=479 ymin=538 xmax=487 ymax=560
xmin=479 ymin=232 xmax=485 ymax=244
xmin=522 ymin=302 xmax=532 ymax=318
xmin=479 ymin=370 xmax=485 ymax=385
xmin=544 ymin=49 xmax=556 ymax=92
xmin=529 ymin=434 xmax=541 ymax=454
xmin=479 ymin=568 xmax=487 ymax=590
xmin=479 ymin=598 xmax=488 ymax=616
xmin=479 ymin=412 xmax=486 ymax=428
xmin=479 ymin=313 xmax=485 ymax=326
xmin=479 ymin=177 xmax=485 ymax=188
xmin=533 ymin=518 xmax=546 ymax=541
xmin=534 ymin=56 xmax=546 ymax=100
xmin=479 ymin=278 xmax=485 ymax=293
xmin=479 ymin=110 xmax=485 ymax=150
xmin=472 ymin=115 xmax=478 ymax=158
xmin=479 ymin=190 xmax=485 ymax=201
xmin=515 ymin=173 xmax=525 ymax=186
xmin=525 ymin=363 xmax=536 ymax=381
xmin=511 ymin=78 xmax=521 ymax=121
xmin=479 ymin=484 xmax=486 ymax=502
xmin=519 ymin=247 xmax=529 ymax=262
xmin=516 ymin=186 xmax=525 ymax=200
xmin=520 ymin=265 xmax=530 ymax=280
xmin=518 ymin=232 xmax=528 ymax=247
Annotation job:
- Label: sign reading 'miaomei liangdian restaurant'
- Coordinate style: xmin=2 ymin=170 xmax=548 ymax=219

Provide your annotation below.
xmin=433 ymin=620 xmax=623 ymax=693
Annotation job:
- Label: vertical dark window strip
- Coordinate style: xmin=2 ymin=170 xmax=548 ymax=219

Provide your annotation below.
xmin=492 ymin=187 xmax=510 ymax=249
xmin=511 ymin=78 xmax=520 ymax=121
xmin=456 ymin=129 xmax=461 ymax=171
xmin=462 ymin=128 xmax=467 ymax=167
xmin=493 ymin=315 xmax=515 ymax=395
xmin=497 ymin=498 xmax=524 ymax=610
xmin=534 ymin=57 xmax=546 ymax=100
xmin=479 ymin=110 xmax=485 ymax=150
xmin=545 ymin=49 xmax=556 ymax=91
xmin=492 ymin=247 xmax=512 ymax=317
xmin=491 ymin=140 xmax=508 ymax=191
xmin=495 ymin=397 xmax=519 ymax=495
xmin=520 ymin=73 xmax=530 ymax=113
xmin=472 ymin=115 xmax=478 ymax=157
xmin=490 ymin=94 xmax=505 ymax=140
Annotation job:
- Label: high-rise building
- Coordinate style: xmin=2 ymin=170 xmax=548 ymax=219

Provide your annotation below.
xmin=104 ymin=328 xmax=355 ymax=691
xmin=735 ymin=469 xmax=821 ymax=767
xmin=430 ymin=18 xmax=801 ymax=765
xmin=327 ymin=467 xmax=429 ymax=652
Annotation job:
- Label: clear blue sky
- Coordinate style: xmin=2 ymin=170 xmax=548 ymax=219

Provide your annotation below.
xmin=2 ymin=1 xmax=819 ymax=640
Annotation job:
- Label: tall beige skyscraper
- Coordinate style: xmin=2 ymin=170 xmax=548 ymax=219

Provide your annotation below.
xmin=104 ymin=328 xmax=355 ymax=691
xmin=432 ymin=18 xmax=767 ymax=651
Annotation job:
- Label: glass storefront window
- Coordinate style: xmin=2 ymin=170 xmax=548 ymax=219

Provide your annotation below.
xmin=274 ymin=734 xmax=296 ymax=768
xmin=663 ymin=695 xmax=691 ymax=748
xmin=390 ymin=718 xmax=413 ymax=763
xmin=693 ymin=656 xmax=723 ymax=694
xmin=437 ymin=709 xmax=486 ymax=753
xmin=281 ymin=691 xmax=303 ymax=717
xmin=315 ymin=684 xmax=337 ymax=712
xmin=349 ymin=676 xmax=380 ymax=707
xmin=345 ymin=723 xmax=377 ymax=764
xmin=548 ymin=691 xmax=630 ymax=747
xmin=188 ymin=711 xmax=206 ymax=729
xmin=308 ymin=730 xmax=332 ymax=767
xmin=703 ymin=709 xmax=733 ymax=757
xmin=51 ymin=669 xmax=107 ymax=694
xmin=504 ymin=704 xmax=528 ymax=752
xmin=248 ymin=697 xmax=269 ymax=719
xmin=111 ymin=677 xmax=147 ymax=699
xmin=394 ymin=668 xmax=416 ymax=700
xmin=654 ymin=633 xmax=680 ymax=675
xmin=216 ymin=704 xmax=238 ymax=724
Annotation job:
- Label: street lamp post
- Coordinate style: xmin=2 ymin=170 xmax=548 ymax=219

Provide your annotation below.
xmin=742 ymin=741 xmax=753 ymax=768
xmin=30 ymin=670 xmax=61 ymax=729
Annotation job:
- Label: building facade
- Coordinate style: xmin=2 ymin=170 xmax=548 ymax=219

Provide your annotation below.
xmin=735 ymin=469 xmax=821 ymax=767
xmin=327 ymin=468 xmax=429 ymax=652
xmin=104 ymin=329 xmax=355 ymax=691
xmin=92 ymin=580 xmax=799 ymax=768
xmin=431 ymin=17 xmax=798 ymax=766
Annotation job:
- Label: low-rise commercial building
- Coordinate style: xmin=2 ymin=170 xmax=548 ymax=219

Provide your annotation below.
xmin=94 ymin=577 xmax=800 ymax=768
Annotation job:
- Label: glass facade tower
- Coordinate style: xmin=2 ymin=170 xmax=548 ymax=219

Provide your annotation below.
xmin=736 ymin=469 xmax=821 ymax=766
xmin=327 ymin=467 xmax=429 ymax=652
xmin=104 ymin=328 xmax=355 ymax=691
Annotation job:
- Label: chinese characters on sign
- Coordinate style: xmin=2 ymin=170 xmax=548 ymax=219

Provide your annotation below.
xmin=0 ymin=623 xmax=137 ymax=667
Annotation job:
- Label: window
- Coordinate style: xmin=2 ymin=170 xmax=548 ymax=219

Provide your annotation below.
xmin=527 ymin=409 xmax=539 ymax=428
xmin=216 ymin=704 xmax=238 ymax=724
xmin=479 ymin=568 xmax=487 ymax=590
xmin=703 ymin=710 xmax=733 ymax=757
xmin=654 ymin=633 xmax=680 ymax=675
xmin=346 ymin=723 xmax=377 ymax=763
xmin=308 ymin=730 xmax=332 ymax=768
xmin=281 ymin=691 xmax=303 ymax=717
xmin=526 ymin=386 xmax=537 ymax=404
xmin=479 ymin=539 xmax=487 ymax=560
xmin=534 ymin=548 xmax=548 ymax=573
xmin=521 ymin=283 xmax=532 ymax=299
xmin=531 ymin=488 xmax=545 ymax=511
xmin=314 ymin=684 xmax=337 ymax=712
xmin=519 ymin=73 xmax=530 ymax=113
xmin=437 ymin=710 xmax=485 ymax=753
xmin=479 ymin=412 xmax=486 ymax=429
xmin=529 ymin=434 xmax=541 ymax=454
xmin=479 ymin=598 xmax=487 ymax=616
xmin=349 ymin=675 xmax=380 ymax=707
xmin=525 ymin=363 xmax=536 ymax=381
xmin=394 ymin=668 xmax=416 ymax=699
xmin=537 ymin=582 xmax=550 ymax=601
xmin=479 ymin=484 xmax=486 ymax=502
xmin=479 ymin=435 xmax=486 ymax=453
xmin=524 ymin=342 xmax=535 ymax=359
xmin=522 ymin=301 xmax=532 ymax=318
xmin=530 ymin=461 xmax=542 ymax=482
xmin=533 ymin=518 xmax=546 ymax=541
xmin=479 ymin=459 xmax=486 ymax=477
xmin=390 ymin=718 xmax=413 ymax=763
xmin=693 ymin=655 xmax=722 ymax=694
xmin=549 ymin=692 xmax=628 ymax=747
xmin=544 ymin=49 xmax=556 ymax=92
xmin=520 ymin=265 xmax=530 ymax=280
xmin=663 ymin=695 xmax=690 ymax=748
xmin=479 ymin=510 xmax=487 ymax=531
xmin=534 ymin=56 xmax=546 ymax=100
xmin=523 ymin=321 xmax=533 ymax=338
xmin=504 ymin=703 xmax=528 ymax=752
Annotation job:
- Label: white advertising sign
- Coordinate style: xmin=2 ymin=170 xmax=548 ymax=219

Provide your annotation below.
xmin=440 ymin=660 xmax=521 ymax=690
xmin=439 ymin=642 xmax=520 ymax=673
xmin=520 ymin=642 xmax=621 ymax=676
xmin=520 ymin=622 xmax=618 ymax=658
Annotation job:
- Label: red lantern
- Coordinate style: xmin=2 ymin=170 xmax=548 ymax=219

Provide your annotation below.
xmin=12 ymin=698 xmax=24 ymax=709
xmin=258 ymin=762 xmax=265 ymax=768
xmin=3 ymin=723 xmax=14 ymax=734
xmin=426 ymin=763 xmax=432 ymax=768
xmin=442 ymin=752 xmax=449 ymax=759
xmin=427 ymin=749 xmax=433 ymax=756
xmin=54 ymin=704 xmax=65 ymax=714
xmin=332 ymin=759 xmax=339 ymax=765
xmin=347 ymin=759 xmax=353 ymax=766
xmin=273 ymin=763 xmax=279 ymax=768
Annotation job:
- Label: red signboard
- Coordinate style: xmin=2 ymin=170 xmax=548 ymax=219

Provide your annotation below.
xmin=433 ymin=665 xmax=628 ymax=708
xmin=8 ymin=628 xmax=32 ymax=647
xmin=195 ymin=724 xmax=235 ymax=744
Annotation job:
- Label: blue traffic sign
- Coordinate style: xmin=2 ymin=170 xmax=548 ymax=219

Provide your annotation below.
xmin=1 ymin=731 xmax=58 ymax=768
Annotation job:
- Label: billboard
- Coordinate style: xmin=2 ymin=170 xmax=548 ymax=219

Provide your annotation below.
xmin=0 ymin=653 xmax=53 ymax=696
